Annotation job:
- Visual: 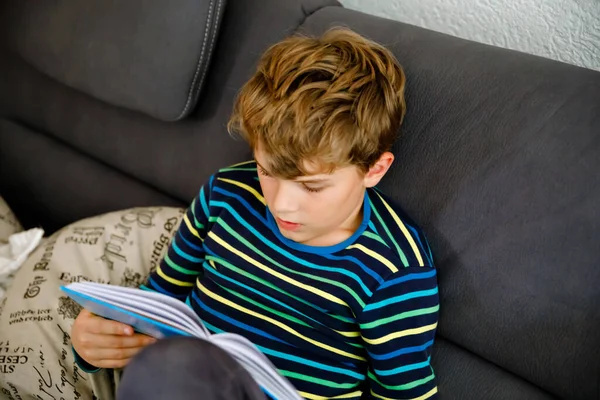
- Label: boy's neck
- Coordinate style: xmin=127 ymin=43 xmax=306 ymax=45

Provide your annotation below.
xmin=300 ymin=193 xmax=365 ymax=247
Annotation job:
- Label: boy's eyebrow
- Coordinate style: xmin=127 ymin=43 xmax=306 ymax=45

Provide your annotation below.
xmin=294 ymin=177 xmax=330 ymax=184
xmin=254 ymin=160 xmax=330 ymax=184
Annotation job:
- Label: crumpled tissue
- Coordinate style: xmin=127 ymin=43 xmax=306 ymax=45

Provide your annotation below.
xmin=0 ymin=228 xmax=44 ymax=300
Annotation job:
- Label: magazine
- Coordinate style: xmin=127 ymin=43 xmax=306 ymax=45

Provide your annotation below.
xmin=61 ymin=281 xmax=302 ymax=400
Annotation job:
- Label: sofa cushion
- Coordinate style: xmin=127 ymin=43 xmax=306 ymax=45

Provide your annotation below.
xmin=0 ymin=206 xmax=183 ymax=399
xmin=0 ymin=0 xmax=226 ymax=121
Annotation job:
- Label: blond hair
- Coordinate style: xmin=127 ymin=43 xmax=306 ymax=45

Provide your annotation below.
xmin=228 ymin=28 xmax=406 ymax=178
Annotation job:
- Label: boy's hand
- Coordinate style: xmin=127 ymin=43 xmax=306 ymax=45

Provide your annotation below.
xmin=71 ymin=308 xmax=157 ymax=369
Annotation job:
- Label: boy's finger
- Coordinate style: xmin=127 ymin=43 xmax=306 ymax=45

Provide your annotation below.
xmin=94 ymin=358 xmax=131 ymax=369
xmin=91 ymin=345 xmax=147 ymax=362
xmin=78 ymin=308 xmax=93 ymax=318
xmin=87 ymin=315 xmax=134 ymax=336
xmin=94 ymin=333 xmax=156 ymax=349
xmin=93 ymin=358 xmax=132 ymax=369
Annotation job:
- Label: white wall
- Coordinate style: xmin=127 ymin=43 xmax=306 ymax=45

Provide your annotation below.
xmin=340 ymin=0 xmax=600 ymax=71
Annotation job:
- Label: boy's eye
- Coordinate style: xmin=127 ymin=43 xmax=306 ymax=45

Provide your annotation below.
xmin=303 ymin=185 xmax=324 ymax=193
xmin=258 ymin=167 xmax=271 ymax=177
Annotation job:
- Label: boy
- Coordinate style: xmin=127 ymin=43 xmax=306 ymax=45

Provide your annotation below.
xmin=72 ymin=28 xmax=439 ymax=400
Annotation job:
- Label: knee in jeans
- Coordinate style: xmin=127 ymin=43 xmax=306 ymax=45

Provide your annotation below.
xmin=120 ymin=337 xmax=266 ymax=400
xmin=135 ymin=337 xmax=239 ymax=372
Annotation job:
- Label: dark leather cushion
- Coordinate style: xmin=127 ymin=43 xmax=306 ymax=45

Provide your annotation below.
xmin=0 ymin=0 xmax=226 ymax=121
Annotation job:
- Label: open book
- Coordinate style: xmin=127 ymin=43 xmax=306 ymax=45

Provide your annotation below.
xmin=61 ymin=282 xmax=303 ymax=400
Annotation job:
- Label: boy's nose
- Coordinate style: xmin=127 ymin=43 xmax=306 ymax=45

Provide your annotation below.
xmin=271 ymin=185 xmax=299 ymax=215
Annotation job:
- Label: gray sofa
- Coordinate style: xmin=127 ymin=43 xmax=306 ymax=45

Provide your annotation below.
xmin=1 ymin=0 xmax=598 ymax=399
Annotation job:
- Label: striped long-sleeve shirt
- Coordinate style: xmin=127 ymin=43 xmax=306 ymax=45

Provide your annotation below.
xmin=144 ymin=161 xmax=439 ymax=400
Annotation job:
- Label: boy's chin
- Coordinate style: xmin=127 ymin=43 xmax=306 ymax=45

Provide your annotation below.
xmin=280 ymin=229 xmax=335 ymax=247
xmin=278 ymin=229 xmax=303 ymax=240
xmin=278 ymin=228 xmax=312 ymax=244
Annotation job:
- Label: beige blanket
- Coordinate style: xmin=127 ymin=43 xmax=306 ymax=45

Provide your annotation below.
xmin=0 ymin=200 xmax=183 ymax=400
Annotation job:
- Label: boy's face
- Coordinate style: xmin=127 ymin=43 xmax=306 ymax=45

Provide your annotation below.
xmin=254 ymin=146 xmax=393 ymax=247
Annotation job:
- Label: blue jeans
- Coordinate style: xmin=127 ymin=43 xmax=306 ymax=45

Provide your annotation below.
xmin=117 ymin=337 xmax=267 ymax=400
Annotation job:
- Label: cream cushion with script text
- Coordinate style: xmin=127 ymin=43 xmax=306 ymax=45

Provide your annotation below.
xmin=0 ymin=206 xmax=184 ymax=400
xmin=0 ymin=197 xmax=23 ymax=240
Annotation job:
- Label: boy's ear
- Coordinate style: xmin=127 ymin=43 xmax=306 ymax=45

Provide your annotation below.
xmin=364 ymin=152 xmax=394 ymax=188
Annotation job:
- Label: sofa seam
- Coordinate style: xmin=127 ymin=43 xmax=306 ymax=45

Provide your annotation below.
xmin=176 ymin=0 xmax=215 ymax=120
xmin=189 ymin=0 xmax=222 ymax=118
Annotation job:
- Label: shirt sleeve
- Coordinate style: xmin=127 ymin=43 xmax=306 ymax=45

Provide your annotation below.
xmin=71 ymin=346 xmax=101 ymax=373
xmin=358 ymin=266 xmax=440 ymax=400
xmin=142 ymin=177 xmax=213 ymax=300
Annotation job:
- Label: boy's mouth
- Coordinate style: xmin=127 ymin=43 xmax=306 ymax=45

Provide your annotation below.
xmin=276 ymin=217 xmax=301 ymax=231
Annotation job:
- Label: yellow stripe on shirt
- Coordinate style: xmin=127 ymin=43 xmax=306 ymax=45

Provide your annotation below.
xmin=300 ymin=390 xmax=363 ymax=399
xmin=362 ymin=322 xmax=438 ymax=345
xmin=218 ymin=178 xmax=266 ymax=205
xmin=374 ymin=191 xmax=425 ymax=266
xmin=347 ymin=243 xmax=398 ymax=273
xmin=183 ymin=214 xmax=202 ymax=240
xmin=225 ymin=160 xmax=257 ymax=168
xmin=156 ymin=265 xmax=195 ymax=287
